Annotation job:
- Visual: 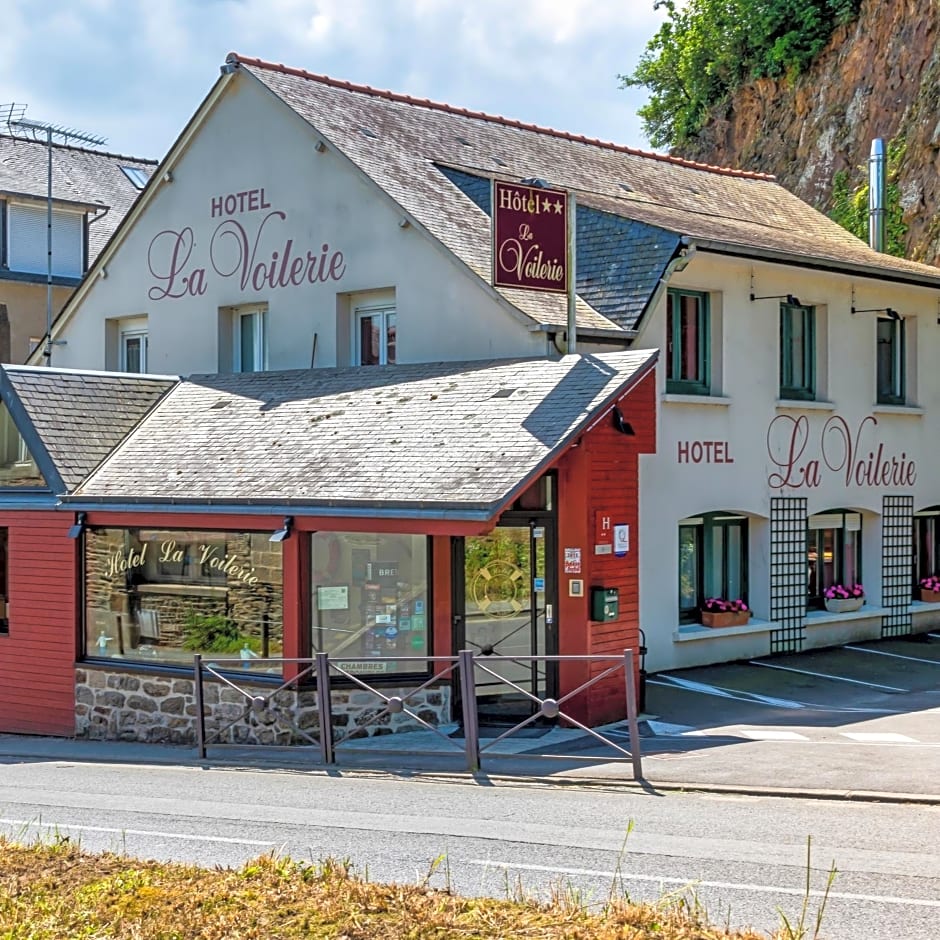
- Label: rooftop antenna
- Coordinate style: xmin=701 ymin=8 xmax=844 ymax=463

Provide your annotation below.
xmin=2 ymin=104 xmax=107 ymax=366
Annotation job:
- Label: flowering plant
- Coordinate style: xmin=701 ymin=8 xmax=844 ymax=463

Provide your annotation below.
xmin=920 ymin=575 xmax=940 ymax=592
xmin=824 ymin=583 xmax=865 ymax=600
xmin=702 ymin=597 xmax=749 ymax=613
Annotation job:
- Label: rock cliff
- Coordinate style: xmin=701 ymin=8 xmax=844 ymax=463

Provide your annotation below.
xmin=673 ymin=0 xmax=940 ymax=264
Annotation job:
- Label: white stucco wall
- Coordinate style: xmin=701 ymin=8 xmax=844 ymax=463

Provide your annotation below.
xmin=635 ymin=254 xmax=940 ymax=671
xmin=49 ymin=73 xmax=544 ymax=373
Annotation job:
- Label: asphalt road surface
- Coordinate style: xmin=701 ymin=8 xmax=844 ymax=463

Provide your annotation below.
xmin=1 ymin=757 xmax=938 ymax=939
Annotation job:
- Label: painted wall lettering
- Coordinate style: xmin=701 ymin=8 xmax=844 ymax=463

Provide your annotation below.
xmin=107 ymin=539 xmax=260 ymax=586
xmin=677 ymin=440 xmax=735 ymax=464
xmin=147 ymin=189 xmax=346 ymax=301
xmin=766 ymin=413 xmax=917 ymax=490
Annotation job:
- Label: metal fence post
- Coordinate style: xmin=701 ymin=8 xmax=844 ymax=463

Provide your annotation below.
xmin=458 ymin=649 xmax=480 ymax=771
xmin=193 ymin=655 xmax=206 ymax=760
xmin=623 ymin=649 xmax=644 ymax=780
xmin=315 ymin=653 xmax=334 ymax=765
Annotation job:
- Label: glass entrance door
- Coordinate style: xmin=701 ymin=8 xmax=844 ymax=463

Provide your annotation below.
xmin=453 ymin=522 xmax=556 ymax=722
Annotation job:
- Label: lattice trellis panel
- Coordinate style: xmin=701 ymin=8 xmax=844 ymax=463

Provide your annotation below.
xmin=770 ymin=497 xmax=808 ymax=654
xmin=882 ymin=495 xmax=914 ymax=638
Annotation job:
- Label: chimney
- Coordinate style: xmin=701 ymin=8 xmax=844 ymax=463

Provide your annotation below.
xmin=868 ymin=138 xmax=886 ymax=252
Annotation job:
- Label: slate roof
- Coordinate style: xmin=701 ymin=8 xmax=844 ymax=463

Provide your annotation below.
xmin=0 ymin=133 xmax=156 ymax=263
xmin=2 ymin=366 xmax=176 ymax=492
xmin=74 ymin=351 xmax=656 ymax=518
xmin=229 ymin=54 xmax=940 ymax=333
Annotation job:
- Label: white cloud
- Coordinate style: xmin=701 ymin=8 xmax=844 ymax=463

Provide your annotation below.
xmin=0 ymin=0 xmax=668 ymax=159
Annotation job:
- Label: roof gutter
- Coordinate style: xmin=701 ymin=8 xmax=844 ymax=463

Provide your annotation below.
xmin=638 ymin=238 xmax=697 ymax=325
xmin=687 ymin=239 xmax=940 ymax=291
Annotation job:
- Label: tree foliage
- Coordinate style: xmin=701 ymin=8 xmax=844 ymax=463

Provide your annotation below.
xmin=622 ymin=0 xmax=862 ymax=149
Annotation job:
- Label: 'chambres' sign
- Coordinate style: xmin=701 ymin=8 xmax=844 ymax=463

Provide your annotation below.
xmin=492 ymin=181 xmax=568 ymax=294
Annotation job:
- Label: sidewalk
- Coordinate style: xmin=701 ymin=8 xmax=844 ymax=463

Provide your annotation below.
xmin=2 ymin=718 xmax=938 ymax=805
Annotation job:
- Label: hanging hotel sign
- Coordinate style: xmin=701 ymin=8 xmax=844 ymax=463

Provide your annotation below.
xmin=492 ymin=181 xmax=568 ymax=293
xmin=766 ymin=413 xmax=917 ymax=490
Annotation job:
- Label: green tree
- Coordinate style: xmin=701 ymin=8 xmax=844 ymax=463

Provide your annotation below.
xmin=622 ymin=0 xmax=862 ymax=149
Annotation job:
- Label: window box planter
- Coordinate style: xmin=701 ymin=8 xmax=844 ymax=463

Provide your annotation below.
xmin=919 ymin=588 xmax=940 ymax=604
xmin=824 ymin=597 xmax=864 ymax=613
xmin=701 ymin=610 xmax=750 ymax=629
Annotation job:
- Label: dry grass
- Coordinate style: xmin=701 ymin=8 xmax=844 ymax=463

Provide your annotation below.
xmin=0 ymin=836 xmax=787 ymax=939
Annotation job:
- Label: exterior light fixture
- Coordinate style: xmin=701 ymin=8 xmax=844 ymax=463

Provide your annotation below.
xmin=67 ymin=511 xmax=87 ymax=540
xmin=750 ymin=293 xmax=801 ymax=305
xmin=852 ymin=306 xmax=901 ymax=321
xmin=612 ymin=406 xmax=635 ymax=436
xmin=269 ymin=516 xmax=294 ymax=543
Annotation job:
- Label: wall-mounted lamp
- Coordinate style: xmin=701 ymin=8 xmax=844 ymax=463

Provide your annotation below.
xmin=314 ymin=140 xmax=327 ymax=153
xmin=269 ymin=516 xmax=294 ymax=543
xmin=612 ymin=406 xmax=635 ymax=436
xmin=163 ymin=170 xmax=174 ymax=184
xmin=852 ymin=306 xmax=901 ymax=321
xmin=67 ymin=511 xmax=87 ymax=540
xmin=750 ymin=293 xmax=801 ymax=305
xmin=98 ymin=267 xmax=108 ymax=280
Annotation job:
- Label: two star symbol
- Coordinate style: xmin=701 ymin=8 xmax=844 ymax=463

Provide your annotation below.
xmin=541 ymin=196 xmax=564 ymax=214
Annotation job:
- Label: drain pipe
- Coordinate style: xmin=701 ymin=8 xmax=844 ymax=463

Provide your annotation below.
xmin=869 ymin=138 xmax=886 ymax=253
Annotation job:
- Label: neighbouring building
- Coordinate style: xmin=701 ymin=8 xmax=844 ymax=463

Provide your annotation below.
xmin=2 ymin=52 xmax=940 ymax=741
xmin=0 ymin=126 xmax=155 ymax=364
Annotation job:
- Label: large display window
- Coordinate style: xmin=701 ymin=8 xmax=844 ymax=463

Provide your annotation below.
xmin=311 ymin=532 xmax=429 ymax=676
xmin=84 ymin=528 xmax=283 ymax=670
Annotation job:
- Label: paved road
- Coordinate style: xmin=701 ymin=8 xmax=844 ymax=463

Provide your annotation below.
xmin=1 ymin=754 xmax=939 ymax=938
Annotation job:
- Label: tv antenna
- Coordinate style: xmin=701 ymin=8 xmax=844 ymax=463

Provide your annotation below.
xmin=1 ymin=104 xmax=107 ymax=365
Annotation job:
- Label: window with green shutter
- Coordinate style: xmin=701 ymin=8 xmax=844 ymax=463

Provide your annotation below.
xmin=666 ymin=289 xmax=709 ymax=394
xmin=780 ymin=303 xmax=815 ymax=400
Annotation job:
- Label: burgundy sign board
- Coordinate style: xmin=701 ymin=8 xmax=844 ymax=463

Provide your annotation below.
xmin=492 ymin=181 xmax=568 ymax=294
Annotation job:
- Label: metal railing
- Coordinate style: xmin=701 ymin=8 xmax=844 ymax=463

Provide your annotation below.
xmin=193 ymin=649 xmax=643 ymax=779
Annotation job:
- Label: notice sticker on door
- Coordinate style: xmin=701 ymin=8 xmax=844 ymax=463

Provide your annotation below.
xmin=534 ymin=577 xmax=545 ymax=592
xmin=564 ymin=547 xmax=582 ymax=574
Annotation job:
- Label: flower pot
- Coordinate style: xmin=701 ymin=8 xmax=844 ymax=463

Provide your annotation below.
xmin=919 ymin=588 xmax=940 ymax=604
xmin=824 ymin=596 xmax=864 ymax=613
xmin=701 ymin=610 xmax=750 ymax=629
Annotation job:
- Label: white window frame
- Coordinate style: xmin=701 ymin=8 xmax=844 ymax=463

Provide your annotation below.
xmin=234 ymin=306 xmax=267 ymax=373
xmin=354 ymin=303 xmax=396 ymax=365
xmin=119 ymin=320 xmax=148 ymax=374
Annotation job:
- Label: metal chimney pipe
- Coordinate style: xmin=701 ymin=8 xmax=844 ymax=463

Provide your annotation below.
xmin=869 ymin=137 xmax=886 ymax=252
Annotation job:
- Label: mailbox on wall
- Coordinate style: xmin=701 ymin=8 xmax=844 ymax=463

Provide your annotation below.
xmin=590 ymin=587 xmax=619 ymax=622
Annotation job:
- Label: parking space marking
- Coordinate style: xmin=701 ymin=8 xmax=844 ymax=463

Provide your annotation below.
xmin=845 ymin=645 xmax=940 ymax=666
xmin=739 ymin=729 xmax=809 ymax=741
xmin=647 ymin=676 xmax=806 ymax=708
xmin=842 ymin=732 xmax=918 ymax=743
xmin=748 ymin=660 xmax=908 ymax=692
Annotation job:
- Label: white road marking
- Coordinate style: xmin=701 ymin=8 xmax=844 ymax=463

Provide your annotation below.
xmin=845 ymin=645 xmax=940 ymax=666
xmin=0 ymin=818 xmax=274 ymax=847
xmin=648 ymin=676 xmax=805 ymax=708
xmin=468 ymin=859 xmax=940 ymax=908
xmin=748 ymin=660 xmax=907 ymax=692
xmin=841 ymin=732 xmax=917 ymax=743
xmin=739 ymin=729 xmax=809 ymax=741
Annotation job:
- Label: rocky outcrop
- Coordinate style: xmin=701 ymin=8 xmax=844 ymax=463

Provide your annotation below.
xmin=674 ymin=0 xmax=940 ymax=264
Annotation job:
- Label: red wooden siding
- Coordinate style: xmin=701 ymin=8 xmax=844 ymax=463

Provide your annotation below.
xmin=0 ymin=512 xmax=77 ymax=736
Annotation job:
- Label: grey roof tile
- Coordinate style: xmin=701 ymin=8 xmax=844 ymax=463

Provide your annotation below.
xmin=4 ymin=367 xmax=176 ymax=491
xmin=76 ymin=352 xmax=656 ymax=515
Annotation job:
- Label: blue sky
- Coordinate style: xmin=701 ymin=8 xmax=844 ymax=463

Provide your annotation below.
xmin=0 ymin=0 xmax=669 ymax=162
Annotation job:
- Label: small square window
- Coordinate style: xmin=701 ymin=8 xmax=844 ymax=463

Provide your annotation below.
xmin=355 ymin=305 xmax=396 ymax=365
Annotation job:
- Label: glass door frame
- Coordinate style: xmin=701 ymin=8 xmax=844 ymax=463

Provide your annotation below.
xmin=451 ymin=511 xmax=558 ymax=721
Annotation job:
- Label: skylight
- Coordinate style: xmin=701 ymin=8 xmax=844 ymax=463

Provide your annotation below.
xmin=120 ymin=166 xmax=150 ymax=190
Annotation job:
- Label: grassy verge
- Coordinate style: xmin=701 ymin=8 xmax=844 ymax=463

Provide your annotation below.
xmin=0 ymin=836 xmax=800 ymax=939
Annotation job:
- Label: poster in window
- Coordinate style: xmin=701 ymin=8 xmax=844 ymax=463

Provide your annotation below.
xmin=316 ymin=585 xmax=349 ymax=610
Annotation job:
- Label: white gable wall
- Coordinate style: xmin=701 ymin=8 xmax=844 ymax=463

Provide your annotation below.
xmin=49 ymin=73 xmax=544 ymax=373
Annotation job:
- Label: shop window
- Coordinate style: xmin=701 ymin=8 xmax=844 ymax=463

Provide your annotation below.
xmin=83 ymin=528 xmax=283 ymax=670
xmin=0 ymin=528 xmax=8 ymax=635
xmin=914 ymin=508 xmax=940 ymax=584
xmin=355 ymin=304 xmax=396 ymax=365
xmin=666 ymin=289 xmax=709 ymax=394
xmin=311 ymin=532 xmax=429 ymax=675
xmin=0 ymin=399 xmax=43 ymax=487
xmin=807 ymin=511 xmax=861 ymax=609
xmin=780 ymin=302 xmax=815 ymax=400
xmin=678 ymin=513 xmax=748 ymax=624
xmin=876 ymin=316 xmax=905 ymax=405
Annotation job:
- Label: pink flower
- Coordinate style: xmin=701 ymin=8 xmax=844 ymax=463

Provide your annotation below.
xmin=703 ymin=597 xmax=749 ymax=613
xmin=825 ymin=583 xmax=864 ymax=600
xmin=920 ymin=575 xmax=940 ymax=593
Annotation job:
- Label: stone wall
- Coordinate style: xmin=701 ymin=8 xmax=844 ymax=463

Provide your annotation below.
xmin=74 ymin=666 xmax=451 ymax=746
